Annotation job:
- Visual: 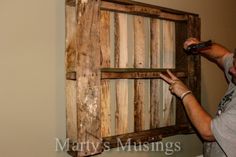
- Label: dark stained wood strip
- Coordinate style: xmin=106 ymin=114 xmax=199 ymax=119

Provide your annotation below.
xmin=100 ymin=1 xmax=188 ymax=21
xmin=67 ymin=69 xmax=187 ymax=80
xmin=101 ymin=69 xmax=187 ymax=79
xmin=67 ymin=0 xmax=198 ymax=17
xmin=102 ymin=125 xmax=193 ymax=148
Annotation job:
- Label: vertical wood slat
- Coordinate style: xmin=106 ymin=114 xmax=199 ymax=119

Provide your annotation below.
xmin=134 ymin=15 xmax=146 ymax=132
xmin=100 ymin=11 xmax=111 ymax=137
xmin=66 ymin=5 xmax=76 ymax=72
xmin=75 ymin=1 xmax=102 ymax=156
xmin=162 ymin=20 xmax=176 ymax=126
xmin=65 ymin=4 xmax=77 ymax=143
xmin=175 ymin=22 xmax=189 ymax=126
xmin=115 ymin=13 xmax=129 ymax=135
xmin=150 ymin=19 xmax=161 ymax=129
xmin=187 ymin=15 xmax=201 ymax=101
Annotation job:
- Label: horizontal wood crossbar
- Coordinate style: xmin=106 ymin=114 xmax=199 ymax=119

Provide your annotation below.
xmin=101 ymin=68 xmax=187 ymax=79
xmin=102 ymin=125 xmax=193 ymax=148
xmin=66 ymin=69 xmax=187 ymax=80
xmin=66 ymin=0 xmax=197 ymax=21
xmin=100 ymin=1 xmax=187 ymax=21
xmin=67 ymin=125 xmax=193 ymax=154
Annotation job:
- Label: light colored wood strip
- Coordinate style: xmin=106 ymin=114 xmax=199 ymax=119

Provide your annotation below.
xmin=162 ymin=20 xmax=176 ymax=126
xmin=75 ymin=1 xmax=102 ymax=156
xmin=133 ymin=15 xmax=145 ymax=132
xmin=65 ymin=5 xmax=77 ymax=145
xmin=66 ymin=80 xmax=77 ymax=141
xmin=114 ymin=13 xmax=129 ymax=135
xmin=150 ymin=18 xmax=162 ymax=129
xmin=66 ymin=5 xmax=76 ymax=72
xmin=100 ymin=11 xmax=111 ymax=137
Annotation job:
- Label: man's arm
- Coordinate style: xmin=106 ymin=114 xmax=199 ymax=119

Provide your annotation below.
xmin=184 ymin=38 xmax=231 ymax=69
xmin=160 ymin=70 xmax=215 ymax=141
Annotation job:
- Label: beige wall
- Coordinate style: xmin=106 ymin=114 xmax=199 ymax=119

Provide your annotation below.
xmin=0 ymin=0 xmax=235 ymax=157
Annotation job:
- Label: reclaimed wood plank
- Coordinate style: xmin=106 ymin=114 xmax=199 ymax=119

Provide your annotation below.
xmin=100 ymin=11 xmax=111 ymax=137
xmin=133 ymin=15 xmax=145 ymax=131
xmin=100 ymin=1 xmax=188 ymax=21
xmin=75 ymin=0 xmax=102 ymax=156
xmin=101 ymin=69 xmax=187 ymax=79
xmin=102 ymin=125 xmax=192 ymax=148
xmin=175 ymin=22 xmax=190 ymax=126
xmin=162 ymin=20 xmax=176 ymax=126
xmin=114 ymin=13 xmax=129 ymax=135
xmin=66 ymin=5 xmax=76 ymax=73
xmin=65 ymin=5 xmax=77 ymax=152
xmin=187 ymin=15 xmax=201 ymax=101
xmin=66 ymin=80 xmax=77 ymax=141
xmin=150 ymin=18 xmax=162 ymax=129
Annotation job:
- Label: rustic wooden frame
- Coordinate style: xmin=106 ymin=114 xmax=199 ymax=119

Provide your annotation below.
xmin=65 ymin=0 xmax=200 ymax=156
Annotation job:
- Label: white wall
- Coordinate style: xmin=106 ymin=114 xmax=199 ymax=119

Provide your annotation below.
xmin=0 ymin=0 xmax=235 ymax=157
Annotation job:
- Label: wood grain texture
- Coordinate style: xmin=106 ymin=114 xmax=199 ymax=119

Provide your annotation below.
xmin=65 ymin=5 xmax=78 ymax=154
xmin=150 ymin=19 xmax=161 ymax=129
xmin=100 ymin=11 xmax=111 ymax=137
xmin=162 ymin=20 xmax=176 ymax=126
xmin=101 ymin=69 xmax=186 ymax=79
xmin=187 ymin=15 xmax=201 ymax=101
xmin=66 ymin=80 xmax=77 ymax=141
xmin=114 ymin=13 xmax=129 ymax=135
xmin=133 ymin=15 xmax=145 ymax=132
xmin=75 ymin=0 xmax=102 ymax=156
xmin=102 ymin=125 xmax=192 ymax=148
xmin=66 ymin=5 xmax=76 ymax=73
xmin=100 ymin=1 xmax=188 ymax=21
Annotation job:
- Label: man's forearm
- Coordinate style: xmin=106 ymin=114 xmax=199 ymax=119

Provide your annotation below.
xmin=182 ymin=94 xmax=215 ymax=141
xmin=200 ymin=43 xmax=231 ymax=69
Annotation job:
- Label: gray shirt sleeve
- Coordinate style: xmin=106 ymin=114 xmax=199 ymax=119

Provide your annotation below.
xmin=223 ymin=53 xmax=233 ymax=82
xmin=211 ymin=53 xmax=236 ymax=157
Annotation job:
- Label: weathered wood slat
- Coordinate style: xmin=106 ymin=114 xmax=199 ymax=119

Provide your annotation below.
xmin=150 ymin=18 xmax=161 ymax=129
xmin=187 ymin=15 xmax=201 ymax=101
xmin=101 ymin=69 xmax=186 ymax=79
xmin=65 ymin=4 xmax=78 ymax=153
xmin=67 ymin=0 xmax=197 ymax=19
xmin=100 ymin=1 xmax=187 ymax=21
xmin=101 ymin=1 xmax=160 ymax=17
xmin=114 ymin=13 xmax=129 ymax=135
xmin=66 ymin=5 xmax=76 ymax=73
xmin=66 ymin=80 xmax=77 ymax=141
xmin=75 ymin=0 xmax=102 ymax=156
xmin=175 ymin=22 xmax=190 ymax=127
xmin=102 ymin=125 xmax=193 ymax=148
xmin=133 ymin=15 xmax=145 ymax=132
xmin=162 ymin=20 xmax=176 ymax=126
xmin=100 ymin=11 xmax=111 ymax=137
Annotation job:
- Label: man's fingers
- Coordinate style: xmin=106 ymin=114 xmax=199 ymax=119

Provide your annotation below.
xmin=167 ymin=70 xmax=178 ymax=80
xmin=159 ymin=73 xmax=172 ymax=84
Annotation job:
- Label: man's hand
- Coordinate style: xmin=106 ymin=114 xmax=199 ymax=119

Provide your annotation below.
xmin=183 ymin=38 xmax=200 ymax=50
xmin=160 ymin=70 xmax=190 ymax=99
